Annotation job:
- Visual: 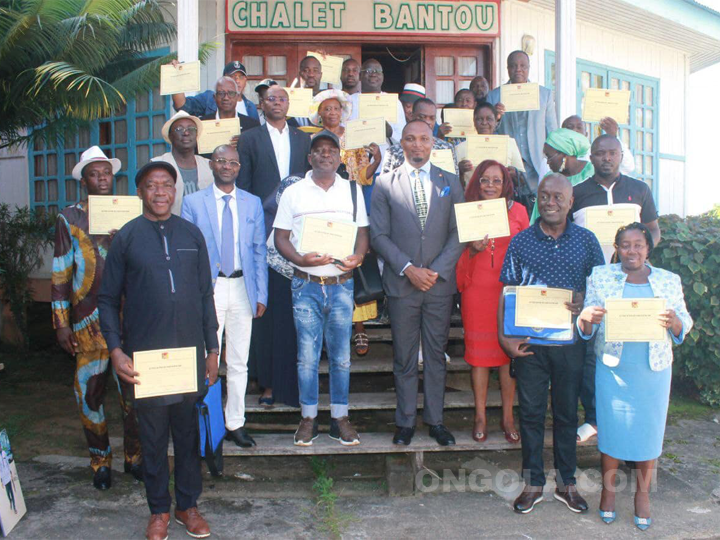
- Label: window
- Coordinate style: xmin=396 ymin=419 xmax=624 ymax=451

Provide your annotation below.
xmin=545 ymin=51 xmax=659 ymax=199
xmin=425 ymin=47 xmax=485 ymax=105
xmin=30 ymin=89 xmax=171 ymax=214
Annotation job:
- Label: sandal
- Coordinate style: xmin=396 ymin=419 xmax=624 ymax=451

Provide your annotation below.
xmin=354 ymin=333 xmax=369 ymax=356
xmin=577 ymin=423 xmax=597 ymax=442
xmin=472 ymin=420 xmax=487 ymax=443
xmin=501 ymin=421 xmax=521 ymax=444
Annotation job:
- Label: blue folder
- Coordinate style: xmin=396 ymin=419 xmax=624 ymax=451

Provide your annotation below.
xmin=503 ymin=287 xmax=576 ymax=346
xmin=196 ymin=380 xmax=225 ymax=475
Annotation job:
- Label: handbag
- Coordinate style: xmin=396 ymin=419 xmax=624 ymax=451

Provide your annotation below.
xmin=196 ymin=379 xmax=225 ymax=477
xmin=511 ymin=169 xmax=536 ymax=221
xmin=350 ymin=181 xmax=385 ymax=304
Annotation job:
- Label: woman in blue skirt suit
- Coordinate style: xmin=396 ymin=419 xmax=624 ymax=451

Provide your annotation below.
xmin=578 ymin=223 xmax=693 ymax=531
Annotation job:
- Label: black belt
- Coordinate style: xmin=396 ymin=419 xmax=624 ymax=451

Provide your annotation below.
xmin=218 ymin=270 xmax=243 ymax=278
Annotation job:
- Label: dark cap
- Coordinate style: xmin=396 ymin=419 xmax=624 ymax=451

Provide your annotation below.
xmin=134 ymin=161 xmax=177 ymax=187
xmin=223 ymin=61 xmax=247 ymax=77
xmin=255 ymin=78 xmax=277 ymax=93
xmin=310 ymin=129 xmax=340 ymax=149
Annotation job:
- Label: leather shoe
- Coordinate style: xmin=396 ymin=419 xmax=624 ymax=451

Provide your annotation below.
xmin=226 ymin=427 xmax=256 ymax=447
xmin=145 ymin=513 xmax=169 ymax=540
xmin=175 ymin=507 xmax=210 ymax=538
xmin=392 ymin=426 xmax=415 ymax=445
xmin=124 ymin=461 xmax=144 ymax=482
xmin=429 ymin=424 xmax=456 ymax=446
xmin=92 ymin=466 xmax=111 ymax=490
xmin=513 ymin=485 xmax=544 ymax=514
xmin=554 ymin=484 xmax=589 ymax=513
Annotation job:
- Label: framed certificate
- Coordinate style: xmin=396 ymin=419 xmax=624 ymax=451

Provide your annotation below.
xmin=198 ymin=118 xmax=241 ymax=154
xmin=454 ymin=198 xmax=510 ymax=243
xmin=160 ymin=62 xmax=201 ymax=95
xmin=443 ymin=109 xmax=475 ymax=138
xmin=429 ymin=149 xmax=456 ymax=173
xmin=582 ymin=88 xmax=631 ymax=124
xmin=299 ymin=217 xmax=358 ymax=260
xmin=284 ymin=87 xmax=313 ymax=118
xmin=359 ymin=93 xmax=398 ymax=123
xmin=464 ymin=135 xmax=509 ymax=166
xmin=345 ymin=117 xmax=385 ymax=149
xmin=307 ymin=51 xmax=344 ymax=86
xmin=500 ymin=83 xmax=540 ymax=112
xmin=133 ymin=347 xmax=198 ymax=399
xmin=605 ymin=298 xmax=667 ymax=342
xmin=515 ymin=286 xmax=573 ymax=330
xmin=88 ymin=195 xmax=143 ymax=235
xmin=584 ymin=206 xmax=639 ymax=245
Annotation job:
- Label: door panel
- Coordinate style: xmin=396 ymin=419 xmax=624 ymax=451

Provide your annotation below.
xmin=425 ymin=46 xmax=487 ymax=104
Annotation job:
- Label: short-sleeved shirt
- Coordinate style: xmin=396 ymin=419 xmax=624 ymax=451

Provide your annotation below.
xmin=274 ymin=172 xmax=369 ymax=277
xmin=571 ymin=174 xmax=658 ymax=224
xmin=500 ymin=220 xmax=605 ymax=293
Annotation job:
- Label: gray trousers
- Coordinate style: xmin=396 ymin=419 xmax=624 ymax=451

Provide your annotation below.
xmin=388 ymin=291 xmax=453 ymax=427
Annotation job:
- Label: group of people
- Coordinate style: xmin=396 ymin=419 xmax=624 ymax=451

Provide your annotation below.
xmin=50 ymin=50 xmax=692 ymax=539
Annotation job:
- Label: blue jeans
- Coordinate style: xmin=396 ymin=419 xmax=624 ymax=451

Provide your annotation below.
xmin=291 ymin=276 xmax=354 ymax=419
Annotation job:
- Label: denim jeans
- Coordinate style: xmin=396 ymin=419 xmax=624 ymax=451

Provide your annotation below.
xmin=291 ymin=276 xmax=354 ymax=419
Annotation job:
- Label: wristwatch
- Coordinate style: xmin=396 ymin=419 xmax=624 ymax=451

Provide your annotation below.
xmin=207 ymin=348 xmax=220 ymax=355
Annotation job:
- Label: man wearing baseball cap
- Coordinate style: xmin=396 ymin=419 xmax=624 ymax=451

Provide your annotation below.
xmin=52 ymin=146 xmax=142 ymax=490
xmin=99 ymin=160 xmax=219 ymax=540
xmin=167 ymin=60 xmax=259 ymax=121
xmin=273 ymin=130 xmax=369 ymax=447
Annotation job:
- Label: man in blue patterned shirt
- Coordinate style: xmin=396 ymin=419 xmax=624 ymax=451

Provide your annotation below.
xmin=498 ymin=173 xmax=604 ymax=515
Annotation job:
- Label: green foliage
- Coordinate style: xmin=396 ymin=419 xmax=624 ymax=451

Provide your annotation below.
xmin=651 ymin=212 xmax=720 ymax=407
xmin=309 ymin=457 xmax=356 ymax=539
xmin=0 ymin=0 xmax=215 ymax=149
xmin=0 ymin=204 xmax=54 ymax=348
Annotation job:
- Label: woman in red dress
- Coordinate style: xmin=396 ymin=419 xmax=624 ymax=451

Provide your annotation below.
xmin=456 ymin=160 xmax=529 ymax=443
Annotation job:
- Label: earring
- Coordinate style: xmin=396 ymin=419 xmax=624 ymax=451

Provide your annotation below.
xmin=559 ymin=157 xmax=567 ymax=173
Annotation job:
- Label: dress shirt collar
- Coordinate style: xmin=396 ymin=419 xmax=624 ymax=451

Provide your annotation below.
xmin=403 ymin=159 xmax=431 ymax=178
xmin=213 ymin=183 xmax=236 ymax=201
xmin=267 ymin=122 xmax=288 ymax=136
xmin=532 ymin=218 xmax=575 ymax=241
xmin=591 ymin=173 xmax=624 ymax=192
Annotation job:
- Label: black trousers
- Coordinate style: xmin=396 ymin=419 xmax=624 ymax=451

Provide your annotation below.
xmin=515 ymin=340 xmax=585 ymax=487
xmin=136 ymin=396 xmax=202 ymax=514
xmin=579 ymin=335 xmax=597 ymax=426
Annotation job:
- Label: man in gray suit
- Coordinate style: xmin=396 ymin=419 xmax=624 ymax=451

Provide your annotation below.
xmin=370 ymin=120 xmax=465 ymax=446
xmin=487 ymin=50 xmax=558 ymax=191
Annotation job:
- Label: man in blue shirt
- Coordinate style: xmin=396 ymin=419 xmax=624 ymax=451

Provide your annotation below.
xmin=498 ymin=173 xmax=604 ymax=515
xmin=169 ymin=61 xmax=259 ymax=121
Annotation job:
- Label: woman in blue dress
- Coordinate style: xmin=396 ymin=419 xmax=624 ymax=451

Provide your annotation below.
xmin=577 ymin=223 xmax=693 ymax=531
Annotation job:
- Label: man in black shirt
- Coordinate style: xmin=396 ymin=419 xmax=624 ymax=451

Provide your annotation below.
xmin=98 ymin=161 xmax=219 ymax=540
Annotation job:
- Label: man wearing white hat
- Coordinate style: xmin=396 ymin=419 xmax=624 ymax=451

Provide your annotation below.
xmin=52 ymin=146 xmax=142 ymax=490
xmin=151 ymin=110 xmax=213 ymax=215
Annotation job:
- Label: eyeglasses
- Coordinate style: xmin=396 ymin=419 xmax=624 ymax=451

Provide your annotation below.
xmin=479 ymin=178 xmax=503 ymax=187
xmin=212 ymin=158 xmax=241 ymax=168
xmin=172 ymin=126 xmax=198 ymax=134
xmin=361 ymin=69 xmax=383 ymax=75
xmin=265 ymin=96 xmax=289 ymax=103
xmin=216 ymin=91 xmax=238 ymax=98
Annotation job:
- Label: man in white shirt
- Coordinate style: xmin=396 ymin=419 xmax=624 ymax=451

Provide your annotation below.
xmin=274 ymin=130 xmax=369 ymax=447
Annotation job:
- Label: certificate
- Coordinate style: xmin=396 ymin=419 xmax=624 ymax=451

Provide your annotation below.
xmin=345 ymin=117 xmax=386 ymax=149
xmin=464 ymin=135 xmax=509 ymax=166
xmin=583 ymin=88 xmax=631 ymax=124
xmin=605 ymin=298 xmax=667 ymax=342
xmin=500 ymin=83 xmax=540 ymax=112
xmin=584 ymin=206 xmax=639 ymax=245
xmin=443 ymin=109 xmax=475 ymax=137
xmin=430 ymin=149 xmax=456 ymax=173
xmin=88 ymin=195 xmax=143 ymax=235
xmin=359 ymin=93 xmax=398 ymax=123
xmin=198 ymin=118 xmax=241 ymax=154
xmin=299 ymin=217 xmax=358 ymax=260
xmin=307 ymin=51 xmax=343 ymax=86
xmin=160 ymin=62 xmax=201 ymax=95
xmin=515 ymin=287 xmax=573 ymax=330
xmin=285 ymin=87 xmax=313 ymax=118
xmin=133 ymin=347 xmax=198 ymax=399
xmin=454 ymin=198 xmax=510 ymax=243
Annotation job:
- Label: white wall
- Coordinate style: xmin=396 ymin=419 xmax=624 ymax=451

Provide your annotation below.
xmin=198 ymin=0 xmax=226 ymax=93
xmin=0 ymin=143 xmax=29 ymax=208
xmin=500 ymin=0 xmax=688 ymax=216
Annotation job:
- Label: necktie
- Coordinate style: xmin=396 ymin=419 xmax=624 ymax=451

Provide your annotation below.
xmin=411 ymin=168 xmax=428 ymax=230
xmin=221 ymin=194 xmax=234 ymax=276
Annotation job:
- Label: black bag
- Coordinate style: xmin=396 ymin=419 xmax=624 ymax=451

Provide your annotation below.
xmin=512 ymin=168 xmax=536 ymax=221
xmin=350 ymin=181 xmax=385 ymax=305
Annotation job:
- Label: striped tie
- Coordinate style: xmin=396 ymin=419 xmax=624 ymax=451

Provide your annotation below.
xmin=412 ymin=168 xmax=428 ymax=229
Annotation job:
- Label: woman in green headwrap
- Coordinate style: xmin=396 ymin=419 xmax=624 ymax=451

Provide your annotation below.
xmin=529 ymin=128 xmax=595 ymax=223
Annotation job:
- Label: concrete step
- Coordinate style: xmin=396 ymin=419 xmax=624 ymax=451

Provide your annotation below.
xmin=367 ymin=326 xmax=464 ymax=342
xmin=245 ymin=389 xmax=507 ymax=413
xmin=216 ymin=430 xmax=595 ymax=457
xmin=319 ymin=356 xmax=470 ymax=374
